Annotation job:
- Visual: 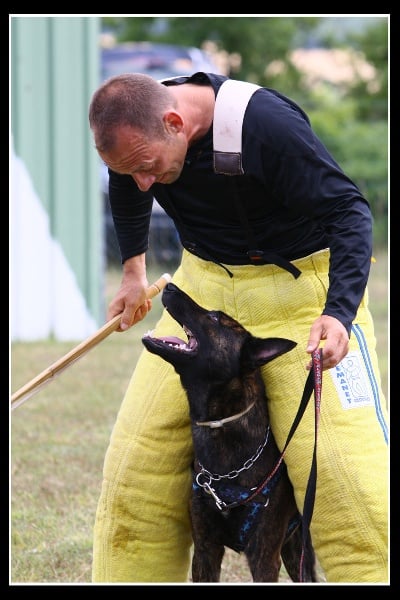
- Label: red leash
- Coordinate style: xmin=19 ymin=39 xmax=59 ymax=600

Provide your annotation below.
xmin=299 ymin=348 xmax=323 ymax=581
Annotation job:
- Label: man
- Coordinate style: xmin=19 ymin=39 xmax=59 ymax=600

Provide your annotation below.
xmin=88 ymin=72 xmax=388 ymax=583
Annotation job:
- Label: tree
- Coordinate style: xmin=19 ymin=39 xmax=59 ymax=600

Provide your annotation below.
xmin=103 ymin=15 xmax=319 ymax=85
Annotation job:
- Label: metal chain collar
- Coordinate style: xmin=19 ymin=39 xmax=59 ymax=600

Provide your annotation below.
xmin=196 ymin=425 xmax=270 ymax=486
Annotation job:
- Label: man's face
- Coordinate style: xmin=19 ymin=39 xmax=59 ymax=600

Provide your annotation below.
xmin=97 ymin=124 xmax=188 ymax=192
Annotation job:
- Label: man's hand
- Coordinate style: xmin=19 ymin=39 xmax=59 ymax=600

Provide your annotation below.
xmin=107 ymin=277 xmax=152 ymax=331
xmin=107 ymin=254 xmax=154 ymax=331
xmin=306 ymin=315 xmax=349 ymax=371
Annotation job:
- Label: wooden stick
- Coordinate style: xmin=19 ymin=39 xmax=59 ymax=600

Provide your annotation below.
xmin=11 ymin=273 xmax=172 ymax=411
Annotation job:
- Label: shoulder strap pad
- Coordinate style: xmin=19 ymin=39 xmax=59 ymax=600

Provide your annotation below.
xmin=213 ymin=80 xmax=261 ymax=175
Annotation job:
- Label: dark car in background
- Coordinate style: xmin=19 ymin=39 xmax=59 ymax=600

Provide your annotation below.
xmin=101 ymin=42 xmax=222 ymax=267
xmin=101 ymin=41 xmax=220 ymax=81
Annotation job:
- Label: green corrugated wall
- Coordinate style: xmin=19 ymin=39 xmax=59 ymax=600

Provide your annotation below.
xmin=11 ymin=15 xmax=104 ymax=340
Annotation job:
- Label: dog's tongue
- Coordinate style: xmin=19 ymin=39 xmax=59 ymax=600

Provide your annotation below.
xmin=159 ymin=336 xmax=186 ymax=344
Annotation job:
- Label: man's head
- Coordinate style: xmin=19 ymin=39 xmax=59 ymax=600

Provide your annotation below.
xmin=89 ymin=73 xmax=188 ymax=191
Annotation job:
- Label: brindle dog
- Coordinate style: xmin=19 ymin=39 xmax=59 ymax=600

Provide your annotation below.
xmin=142 ymin=283 xmax=318 ymax=583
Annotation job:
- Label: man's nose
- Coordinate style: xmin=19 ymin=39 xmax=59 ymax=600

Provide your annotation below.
xmin=132 ymin=173 xmax=156 ymax=192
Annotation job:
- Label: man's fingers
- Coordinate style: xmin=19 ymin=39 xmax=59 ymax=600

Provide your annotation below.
xmin=120 ymin=300 xmax=152 ymax=330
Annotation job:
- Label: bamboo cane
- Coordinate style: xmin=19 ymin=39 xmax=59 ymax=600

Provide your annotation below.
xmin=11 ymin=273 xmax=172 ymax=411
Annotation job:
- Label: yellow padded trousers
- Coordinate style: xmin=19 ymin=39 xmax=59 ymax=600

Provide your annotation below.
xmin=92 ymin=249 xmax=388 ymax=583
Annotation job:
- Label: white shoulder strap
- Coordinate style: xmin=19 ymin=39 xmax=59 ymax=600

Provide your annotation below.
xmin=213 ymin=79 xmax=261 ymax=175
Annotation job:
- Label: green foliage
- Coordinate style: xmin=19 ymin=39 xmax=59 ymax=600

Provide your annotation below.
xmin=162 ymin=16 xmax=318 ymax=83
xmin=104 ymin=15 xmax=319 ymax=83
xmin=304 ymin=89 xmax=388 ymax=246
xmin=339 ymin=19 xmax=388 ymax=121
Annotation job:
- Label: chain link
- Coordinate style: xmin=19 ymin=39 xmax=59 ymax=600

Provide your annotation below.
xmin=197 ymin=425 xmax=270 ymax=484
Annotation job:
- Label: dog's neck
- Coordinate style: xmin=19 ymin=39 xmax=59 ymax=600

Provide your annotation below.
xmin=195 ymin=401 xmax=256 ymax=428
xmin=189 ymin=375 xmax=278 ymax=478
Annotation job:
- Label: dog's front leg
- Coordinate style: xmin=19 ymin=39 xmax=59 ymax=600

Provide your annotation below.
xmin=244 ymin=524 xmax=284 ymax=582
xmin=246 ymin=547 xmax=282 ymax=582
xmin=192 ymin=544 xmax=225 ymax=582
xmin=190 ymin=500 xmax=226 ymax=582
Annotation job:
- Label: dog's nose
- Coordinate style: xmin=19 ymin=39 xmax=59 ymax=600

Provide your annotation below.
xmin=164 ymin=282 xmax=178 ymax=294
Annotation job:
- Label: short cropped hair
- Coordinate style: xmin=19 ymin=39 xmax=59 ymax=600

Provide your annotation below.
xmin=89 ymin=73 xmax=176 ymax=152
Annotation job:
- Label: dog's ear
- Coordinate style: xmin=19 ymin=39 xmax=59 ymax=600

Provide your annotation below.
xmin=244 ymin=337 xmax=297 ymax=369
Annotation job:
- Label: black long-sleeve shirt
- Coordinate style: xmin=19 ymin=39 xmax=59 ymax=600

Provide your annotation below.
xmin=108 ymin=72 xmax=373 ymax=334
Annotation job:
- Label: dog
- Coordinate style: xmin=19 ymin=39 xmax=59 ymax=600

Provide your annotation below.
xmin=142 ymin=283 xmax=318 ymax=583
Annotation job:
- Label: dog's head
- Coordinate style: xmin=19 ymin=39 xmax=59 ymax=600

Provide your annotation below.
xmin=142 ymin=283 xmax=296 ymax=387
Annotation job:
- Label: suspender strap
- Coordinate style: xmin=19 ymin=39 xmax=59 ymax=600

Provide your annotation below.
xmin=214 ymin=80 xmax=301 ymax=279
xmin=213 ymin=80 xmax=261 ymax=175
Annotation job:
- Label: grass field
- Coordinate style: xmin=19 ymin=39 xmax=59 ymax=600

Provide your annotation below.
xmin=10 ymin=252 xmax=388 ymax=584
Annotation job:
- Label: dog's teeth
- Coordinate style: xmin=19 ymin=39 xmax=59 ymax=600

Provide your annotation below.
xmin=183 ymin=325 xmax=193 ymax=336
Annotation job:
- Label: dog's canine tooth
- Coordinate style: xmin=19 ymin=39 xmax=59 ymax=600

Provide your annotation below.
xmin=183 ymin=325 xmax=193 ymax=336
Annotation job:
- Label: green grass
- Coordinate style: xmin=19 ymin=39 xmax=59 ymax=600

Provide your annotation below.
xmin=10 ymin=252 xmax=388 ymax=584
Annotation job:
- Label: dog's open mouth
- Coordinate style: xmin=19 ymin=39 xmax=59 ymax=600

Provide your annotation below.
xmin=143 ymin=324 xmax=198 ymax=353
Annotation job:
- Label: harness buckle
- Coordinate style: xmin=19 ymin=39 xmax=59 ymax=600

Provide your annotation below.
xmin=203 ymin=482 xmax=227 ymax=511
xmin=196 ymin=471 xmax=227 ymax=511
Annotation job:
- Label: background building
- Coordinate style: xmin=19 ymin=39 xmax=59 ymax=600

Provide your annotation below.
xmin=10 ymin=15 xmax=103 ymax=341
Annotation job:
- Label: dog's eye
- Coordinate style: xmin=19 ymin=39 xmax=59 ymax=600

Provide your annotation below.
xmin=208 ymin=312 xmax=219 ymax=322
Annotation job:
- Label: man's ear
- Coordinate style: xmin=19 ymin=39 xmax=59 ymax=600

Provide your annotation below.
xmin=163 ymin=110 xmax=184 ymax=134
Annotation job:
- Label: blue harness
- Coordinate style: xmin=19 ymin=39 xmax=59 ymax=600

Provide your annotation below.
xmin=193 ymin=454 xmax=301 ymax=553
